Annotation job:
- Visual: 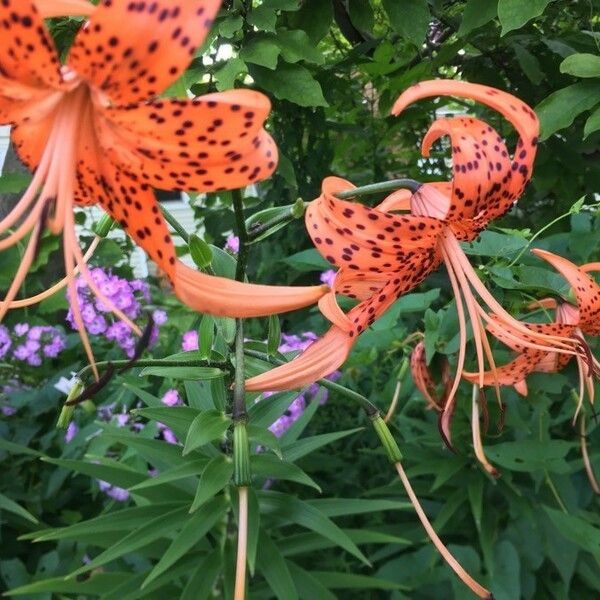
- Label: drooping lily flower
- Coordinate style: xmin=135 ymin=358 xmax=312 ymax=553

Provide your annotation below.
xmin=463 ymin=250 xmax=600 ymax=417
xmin=0 ymin=0 xmax=326 ymax=375
xmin=246 ymin=80 xmax=582 ymax=448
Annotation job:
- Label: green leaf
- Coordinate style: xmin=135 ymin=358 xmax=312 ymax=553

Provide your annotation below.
xmin=251 ymin=454 xmax=321 ymax=491
xmin=492 ymin=540 xmax=521 ymax=600
xmin=287 ymin=0 xmax=333 ymax=42
xmin=128 ymin=459 xmax=207 ymax=491
xmin=513 ymin=43 xmax=545 ymax=85
xmin=6 ymin=572 xmax=130 ymax=596
xmin=26 ymin=503 xmax=184 ymax=541
xmin=256 ymin=530 xmax=299 ymax=600
xmin=544 ymin=507 xmax=600 ymax=561
xmin=246 ymin=488 xmax=260 ymax=575
xmin=183 ymin=410 xmax=231 ymax=455
xmin=190 ymin=456 xmax=233 ymax=512
xmin=247 ymin=424 xmax=282 ymax=459
xmin=462 ymin=230 xmax=528 ymax=257
xmin=312 ymin=571 xmax=406 ymax=590
xmin=560 ymin=53 xmax=600 ymax=78
xmin=123 ymin=383 xmax=163 ymax=407
xmin=218 ymin=14 xmax=243 ymax=37
xmin=267 ymin=314 xmax=281 ymax=356
xmin=184 ymin=380 xmax=215 ymax=411
xmin=250 ymin=63 xmax=328 ymax=107
xmin=584 ymin=105 xmax=600 ymax=138
xmin=199 ymin=315 xmax=214 ymax=359
xmin=67 ymin=507 xmax=189 ymax=577
xmin=142 ymin=497 xmax=226 ymax=587
xmin=288 ymin=562 xmax=337 ymax=600
xmin=259 ymin=493 xmax=370 ymax=564
xmin=248 ymin=390 xmax=299 ymax=428
xmin=214 ymin=57 xmax=248 ymax=91
xmin=133 ymin=406 xmax=200 ymax=439
xmin=536 ymin=81 xmax=600 ymax=139
xmin=0 ymin=173 xmax=32 ymax=193
xmin=348 ymin=0 xmax=374 ymax=33
xmin=139 ymin=365 xmax=224 ymax=381
xmin=240 ymin=35 xmax=281 ymax=69
xmin=276 ymin=29 xmax=324 ymax=64
xmin=498 ymin=0 xmax=557 ymax=35
xmin=383 ymin=0 xmax=430 ymax=47
xmin=457 ymin=0 xmax=497 ymax=36
xmin=180 ymin=551 xmax=222 ymax=600
xmin=0 ymin=438 xmax=44 ymax=457
xmin=485 ymin=440 xmax=573 ymax=473
xmin=308 ymin=497 xmax=411 ymax=517
xmin=282 ymin=428 xmax=362 ymax=462
xmin=189 ymin=234 xmax=213 ymax=268
xmin=0 ymin=493 xmax=38 ymax=524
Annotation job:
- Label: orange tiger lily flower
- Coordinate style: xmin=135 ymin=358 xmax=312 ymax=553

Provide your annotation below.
xmin=464 ymin=250 xmax=600 ymax=418
xmin=247 ymin=81 xmax=582 ymax=445
xmin=0 ymin=1 xmax=326 ymax=376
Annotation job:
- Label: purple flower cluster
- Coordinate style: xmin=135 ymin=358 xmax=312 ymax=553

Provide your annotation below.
xmin=6 ymin=323 xmax=66 ymax=366
xmin=320 ymin=269 xmax=336 ymax=287
xmin=66 ymin=268 xmax=167 ymax=358
xmin=181 ymin=330 xmax=199 ymax=352
xmin=225 ymin=234 xmax=240 ymax=254
xmin=267 ymin=332 xmax=341 ymax=438
xmin=98 ymin=480 xmax=130 ymax=502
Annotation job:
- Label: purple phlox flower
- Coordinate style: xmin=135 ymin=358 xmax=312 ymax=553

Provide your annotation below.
xmin=320 ymin=269 xmax=337 ymax=288
xmin=14 ymin=323 xmax=29 ymax=337
xmin=64 ymin=422 xmax=78 ymax=443
xmin=157 ymin=422 xmax=178 ymax=445
xmin=54 ymin=373 xmax=80 ymax=395
xmin=98 ymin=403 xmax=115 ymax=421
xmin=97 ymin=479 xmax=129 ymax=502
xmin=1 ymin=405 xmax=17 ymax=417
xmin=13 ymin=345 xmax=31 ymax=361
xmin=152 ymin=309 xmax=168 ymax=326
xmin=268 ymin=395 xmax=306 ymax=438
xmin=225 ymin=234 xmax=240 ymax=254
xmin=148 ymin=468 xmax=159 ymax=477
xmin=0 ymin=325 xmax=11 ymax=359
xmin=116 ymin=412 xmax=129 ymax=428
xmin=279 ymin=332 xmax=317 ymax=353
xmin=181 ymin=330 xmax=199 ymax=352
xmin=161 ymin=389 xmax=182 ymax=407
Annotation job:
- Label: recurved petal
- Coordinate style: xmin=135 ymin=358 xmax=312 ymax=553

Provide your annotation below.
xmin=35 ymin=0 xmax=96 ymax=17
xmin=68 ymin=0 xmax=221 ymax=105
xmin=410 ymin=341 xmax=441 ymax=410
xmin=174 ymin=262 xmax=329 ymax=318
xmin=307 ymin=177 xmax=444 ymax=271
xmin=0 ymin=1 xmax=62 ymax=88
xmin=393 ymin=79 xmax=539 ymax=216
xmin=98 ymin=91 xmax=278 ymax=192
xmin=462 ymin=351 xmax=546 ymax=388
xmin=533 ymin=249 xmax=600 ymax=335
xmin=421 ymin=117 xmax=513 ymax=224
xmin=245 ymin=326 xmax=354 ymax=392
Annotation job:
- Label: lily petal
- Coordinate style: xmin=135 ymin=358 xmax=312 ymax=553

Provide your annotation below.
xmin=36 ymin=0 xmax=96 ymax=18
xmin=68 ymin=0 xmax=221 ymax=105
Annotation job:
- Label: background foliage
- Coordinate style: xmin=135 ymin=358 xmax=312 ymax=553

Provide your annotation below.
xmin=1 ymin=1 xmax=600 ymax=598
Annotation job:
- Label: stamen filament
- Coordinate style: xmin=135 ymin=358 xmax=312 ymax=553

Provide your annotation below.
xmin=471 ymin=385 xmax=498 ymax=476
xmin=394 ymin=461 xmax=492 ymax=599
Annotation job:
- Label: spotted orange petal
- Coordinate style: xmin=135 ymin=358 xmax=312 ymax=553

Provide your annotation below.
xmin=463 ymin=351 xmax=548 ymax=388
xmin=421 ymin=117 xmax=512 ymax=224
xmin=307 ymin=177 xmax=444 ymax=271
xmin=98 ymin=90 xmax=278 ymax=192
xmin=0 ymin=1 xmax=62 ymax=88
xmin=393 ymin=80 xmax=539 ymax=221
xmin=533 ymin=249 xmax=600 ymax=336
xmin=68 ymin=0 xmax=221 ymax=105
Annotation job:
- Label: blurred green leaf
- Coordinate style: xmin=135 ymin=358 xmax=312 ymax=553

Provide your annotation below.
xmin=190 ymin=456 xmax=233 ymax=512
xmin=183 ymin=410 xmax=230 ymax=455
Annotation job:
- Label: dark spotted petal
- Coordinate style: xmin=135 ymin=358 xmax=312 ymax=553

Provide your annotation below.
xmin=98 ymin=90 xmax=277 ymax=192
xmin=68 ymin=0 xmax=221 ymax=105
xmin=0 ymin=0 xmax=62 ymax=88
xmin=307 ymin=177 xmax=444 ymax=272
xmin=393 ymin=80 xmax=539 ymax=222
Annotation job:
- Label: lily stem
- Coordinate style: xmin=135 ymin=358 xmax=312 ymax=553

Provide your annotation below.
xmin=232 ymin=188 xmax=249 ymax=421
xmin=243 ymin=349 xmax=379 ymax=417
xmin=160 ymin=205 xmax=190 ymax=244
xmin=335 ymin=178 xmax=421 ymax=200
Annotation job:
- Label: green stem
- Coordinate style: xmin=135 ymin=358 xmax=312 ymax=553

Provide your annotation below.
xmin=335 ymin=178 xmax=421 ymax=200
xmin=161 ymin=205 xmax=190 ymax=244
xmin=76 ymin=358 xmax=229 ymax=382
xmin=232 ymin=189 xmax=249 ymax=422
xmin=243 ymin=349 xmax=379 ymax=416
